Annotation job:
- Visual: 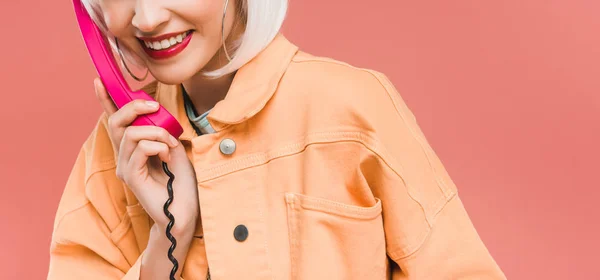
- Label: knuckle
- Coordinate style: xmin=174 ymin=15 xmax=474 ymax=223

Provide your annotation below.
xmin=138 ymin=140 xmax=151 ymax=150
xmin=115 ymin=166 xmax=124 ymax=180
xmin=133 ymin=99 xmax=147 ymax=110
xmin=122 ymin=127 xmax=132 ymax=141
xmin=159 ymin=129 xmax=170 ymax=140
xmin=107 ymin=116 xmax=117 ymax=130
xmin=160 ymin=143 xmax=169 ymax=153
xmin=123 ymin=100 xmax=137 ymax=111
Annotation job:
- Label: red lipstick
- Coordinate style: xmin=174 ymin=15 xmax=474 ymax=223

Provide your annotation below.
xmin=138 ymin=30 xmax=193 ymax=60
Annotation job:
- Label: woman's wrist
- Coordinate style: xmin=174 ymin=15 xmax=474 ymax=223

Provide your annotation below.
xmin=158 ymin=202 xmax=199 ymax=238
xmin=140 ymin=223 xmax=195 ymax=280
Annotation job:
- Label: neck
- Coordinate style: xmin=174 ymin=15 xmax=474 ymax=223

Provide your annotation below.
xmin=182 ymin=9 xmax=245 ymax=114
xmin=182 ymin=69 xmax=236 ymax=115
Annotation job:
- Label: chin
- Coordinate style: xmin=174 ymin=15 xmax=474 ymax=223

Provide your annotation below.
xmin=148 ymin=59 xmax=204 ymax=85
xmin=150 ymin=70 xmax=190 ymax=85
xmin=150 ymin=58 xmax=220 ymax=87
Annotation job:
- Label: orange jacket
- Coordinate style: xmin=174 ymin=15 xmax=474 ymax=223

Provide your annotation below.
xmin=48 ymin=34 xmax=506 ymax=279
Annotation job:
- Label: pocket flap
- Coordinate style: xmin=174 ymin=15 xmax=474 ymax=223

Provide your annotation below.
xmin=285 ymin=193 xmax=382 ymax=220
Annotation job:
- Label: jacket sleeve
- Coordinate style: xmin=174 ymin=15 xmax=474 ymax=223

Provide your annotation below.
xmin=47 ymin=141 xmax=144 ymax=279
xmin=363 ymin=72 xmax=507 ymax=279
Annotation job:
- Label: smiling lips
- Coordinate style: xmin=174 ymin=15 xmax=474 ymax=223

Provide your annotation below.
xmin=138 ymin=30 xmax=193 ymax=60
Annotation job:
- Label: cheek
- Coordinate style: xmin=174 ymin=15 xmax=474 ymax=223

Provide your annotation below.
xmin=100 ymin=5 xmax=132 ymax=36
xmin=181 ymin=0 xmax=225 ymax=26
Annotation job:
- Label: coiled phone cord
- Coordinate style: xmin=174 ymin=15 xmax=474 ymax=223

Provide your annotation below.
xmin=161 ymin=162 xmax=179 ymax=280
xmin=162 ymin=161 xmax=212 ymax=280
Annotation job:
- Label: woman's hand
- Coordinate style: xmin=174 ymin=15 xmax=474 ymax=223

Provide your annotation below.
xmin=94 ymin=78 xmax=199 ymax=237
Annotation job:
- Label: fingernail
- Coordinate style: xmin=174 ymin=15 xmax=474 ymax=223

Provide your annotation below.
xmin=169 ymin=135 xmax=179 ymax=147
xmin=146 ymin=101 xmax=159 ymax=108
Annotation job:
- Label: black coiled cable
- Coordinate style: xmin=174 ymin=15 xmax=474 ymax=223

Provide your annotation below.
xmin=161 ymin=162 xmax=178 ymax=280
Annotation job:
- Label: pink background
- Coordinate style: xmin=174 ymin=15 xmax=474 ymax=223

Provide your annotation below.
xmin=1 ymin=0 xmax=598 ymax=279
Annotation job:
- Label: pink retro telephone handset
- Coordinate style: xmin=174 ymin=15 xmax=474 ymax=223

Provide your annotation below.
xmin=72 ymin=0 xmax=183 ymax=137
xmin=72 ymin=1 xmax=182 ymax=279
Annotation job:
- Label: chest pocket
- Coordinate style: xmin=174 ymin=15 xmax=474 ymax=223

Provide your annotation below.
xmin=285 ymin=193 xmax=387 ymax=279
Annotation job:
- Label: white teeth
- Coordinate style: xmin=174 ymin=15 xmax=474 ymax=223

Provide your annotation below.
xmin=142 ymin=31 xmax=189 ymax=50
xmin=160 ymin=39 xmax=170 ymax=48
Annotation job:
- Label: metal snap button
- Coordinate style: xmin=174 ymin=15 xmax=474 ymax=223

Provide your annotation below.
xmin=219 ymin=138 xmax=236 ymax=155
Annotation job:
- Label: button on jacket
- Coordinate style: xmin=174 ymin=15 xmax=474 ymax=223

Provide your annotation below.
xmin=48 ymin=34 xmax=506 ymax=279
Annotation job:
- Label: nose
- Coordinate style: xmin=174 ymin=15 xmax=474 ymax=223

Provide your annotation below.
xmin=131 ymin=0 xmax=170 ymax=34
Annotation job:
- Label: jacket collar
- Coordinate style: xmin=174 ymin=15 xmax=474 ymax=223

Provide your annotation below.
xmin=154 ymin=34 xmax=299 ymax=141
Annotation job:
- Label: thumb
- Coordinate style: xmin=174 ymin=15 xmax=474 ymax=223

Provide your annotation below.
xmin=164 ymin=142 xmax=192 ymax=170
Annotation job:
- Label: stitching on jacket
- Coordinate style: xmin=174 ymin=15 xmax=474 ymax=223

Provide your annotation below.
xmin=368 ymin=71 xmax=454 ymax=199
xmin=195 ymin=131 xmax=428 ymax=223
xmin=109 ymin=211 xmax=132 ymax=246
xmin=291 ymin=56 xmax=454 ymax=200
xmin=387 ymin=191 xmax=458 ymax=261
xmin=84 ymin=159 xmax=116 ymax=185
xmin=254 ymin=177 xmax=274 ymax=280
xmin=84 ymin=167 xmax=122 ymax=231
xmin=196 ymin=130 xmax=383 ymax=178
xmin=52 ymin=201 xmax=92 ymax=243
xmin=387 ymin=225 xmax=432 ymax=261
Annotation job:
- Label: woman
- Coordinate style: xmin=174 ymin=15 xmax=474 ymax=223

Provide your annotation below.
xmin=48 ymin=0 xmax=506 ymax=279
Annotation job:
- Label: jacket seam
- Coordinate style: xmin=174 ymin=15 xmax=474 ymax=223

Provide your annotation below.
xmin=85 ymin=159 xmax=117 ymax=183
xmin=387 ymin=191 xmax=458 ymax=261
xmin=363 ymin=135 xmax=456 ymax=229
xmin=196 ymin=130 xmax=431 ymax=226
xmin=53 ymin=163 xmax=120 ymax=241
xmin=95 ymin=167 xmax=122 ymax=224
xmin=196 ymin=130 xmax=386 ymax=180
xmin=194 ymin=129 xmax=452 ymax=258
xmin=291 ymin=56 xmax=354 ymax=67
xmin=84 ymin=165 xmax=122 ymax=229
xmin=366 ymin=71 xmax=454 ymax=199
xmin=109 ymin=211 xmax=132 ymax=246
xmin=291 ymin=57 xmax=453 ymax=200
xmin=51 ymin=201 xmax=92 ymax=244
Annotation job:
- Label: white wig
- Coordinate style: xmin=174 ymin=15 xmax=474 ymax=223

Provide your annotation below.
xmin=79 ymin=0 xmax=288 ymax=78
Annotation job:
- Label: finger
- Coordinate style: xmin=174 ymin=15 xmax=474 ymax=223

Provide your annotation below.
xmin=94 ymin=78 xmax=118 ymax=116
xmin=127 ymin=140 xmax=171 ymax=176
xmin=118 ymin=125 xmax=179 ymax=164
xmin=109 ymin=99 xmax=161 ymax=130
